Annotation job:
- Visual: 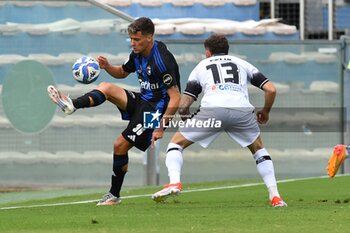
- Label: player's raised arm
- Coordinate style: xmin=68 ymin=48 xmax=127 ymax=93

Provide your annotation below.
xmin=97 ymin=55 xmax=129 ymax=79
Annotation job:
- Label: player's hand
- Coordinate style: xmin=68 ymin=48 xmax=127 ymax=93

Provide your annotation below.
xmin=151 ymin=128 xmax=164 ymax=146
xmin=96 ymin=56 xmax=110 ymax=70
xmin=256 ymin=109 xmax=269 ymax=124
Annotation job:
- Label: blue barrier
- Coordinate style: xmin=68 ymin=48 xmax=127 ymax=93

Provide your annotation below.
xmin=0 ymin=2 xmax=259 ymax=23
xmin=117 ymin=3 xmax=259 ymax=21
xmin=0 ymin=2 xmax=114 ymax=24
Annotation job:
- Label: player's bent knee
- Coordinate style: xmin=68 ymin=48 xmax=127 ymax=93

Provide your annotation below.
xmin=97 ymin=82 xmax=123 ymax=95
xmin=114 ymin=136 xmax=132 ymax=154
xmin=170 ymin=132 xmax=193 ymax=149
xmin=248 ymin=137 xmax=264 ymax=154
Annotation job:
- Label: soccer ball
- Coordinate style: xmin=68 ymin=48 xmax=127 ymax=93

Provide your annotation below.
xmin=72 ymin=56 xmax=100 ymax=84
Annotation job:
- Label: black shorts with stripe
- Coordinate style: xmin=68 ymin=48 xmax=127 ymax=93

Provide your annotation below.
xmin=118 ymin=90 xmax=158 ymax=152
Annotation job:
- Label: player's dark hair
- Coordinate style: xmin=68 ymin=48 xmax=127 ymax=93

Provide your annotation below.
xmin=127 ymin=17 xmax=155 ymax=35
xmin=204 ymin=34 xmax=229 ymax=55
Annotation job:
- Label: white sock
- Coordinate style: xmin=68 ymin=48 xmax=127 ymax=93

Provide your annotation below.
xmin=165 ymin=143 xmax=183 ymax=184
xmin=253 ymin=148 xmax=280 ymax=200
xmin=268 ymin=186 xmax=280 ymax=200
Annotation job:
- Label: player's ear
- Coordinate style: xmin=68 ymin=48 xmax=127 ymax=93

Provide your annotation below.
xmin=205 ymin=49 xmax=212 ymax=58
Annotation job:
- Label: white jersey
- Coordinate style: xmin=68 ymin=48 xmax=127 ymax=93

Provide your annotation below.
xmin=184 ymin=54 xmax=269 ymax=112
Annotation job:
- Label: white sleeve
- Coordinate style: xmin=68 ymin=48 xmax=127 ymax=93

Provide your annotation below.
xmin=244 ymin=60 xmax=260 ymax=81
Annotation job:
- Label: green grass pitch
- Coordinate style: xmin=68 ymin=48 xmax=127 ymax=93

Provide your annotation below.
xmin=0 ymin=175 xmax=350 ymax=233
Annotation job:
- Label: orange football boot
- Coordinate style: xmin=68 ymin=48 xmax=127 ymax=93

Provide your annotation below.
xmin=327 ymin=144 xmax=347 ymax=177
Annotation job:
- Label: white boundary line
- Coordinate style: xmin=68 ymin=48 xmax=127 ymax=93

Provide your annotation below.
xmin=0 ymin=174 xmax=347 ymax=210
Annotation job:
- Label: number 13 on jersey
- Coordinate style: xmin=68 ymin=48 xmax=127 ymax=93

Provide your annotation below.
xmin=206 ymin=61 xmax=240 ymax=84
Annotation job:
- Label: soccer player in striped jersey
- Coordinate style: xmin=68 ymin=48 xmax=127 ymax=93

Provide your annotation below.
xmin=152 ymin=34 xmax=287 ymax=207
xmin=48 ymin=17 xmax=181 ymax=206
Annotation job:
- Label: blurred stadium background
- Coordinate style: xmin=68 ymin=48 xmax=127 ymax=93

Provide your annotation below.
xmin=0 ymin=0 xmax=349 ymax=190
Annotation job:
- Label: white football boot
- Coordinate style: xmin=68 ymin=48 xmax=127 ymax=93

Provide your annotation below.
xmin=47 ymin=85 xmax=75 ymax=115
xmin=96 ymin=193 xmax=122 ymax=206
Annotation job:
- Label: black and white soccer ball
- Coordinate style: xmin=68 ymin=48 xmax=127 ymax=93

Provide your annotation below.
xmin=72 ymin=56 xmax=100 ymax=84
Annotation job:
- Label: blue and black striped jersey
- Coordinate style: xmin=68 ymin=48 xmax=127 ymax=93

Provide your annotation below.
xmin=122 ymin=40 xmax=180 ymax=110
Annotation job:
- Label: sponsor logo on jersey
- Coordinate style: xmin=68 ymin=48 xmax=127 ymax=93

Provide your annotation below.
xmin=211 ymin=84 xmax=242 ymax=92
xmin=139 ymin=80 xmax=160 ymax=90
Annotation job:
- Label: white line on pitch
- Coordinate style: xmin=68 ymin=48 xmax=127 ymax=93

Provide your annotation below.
xmin=0 ymin=174 xmax=347 ymax=210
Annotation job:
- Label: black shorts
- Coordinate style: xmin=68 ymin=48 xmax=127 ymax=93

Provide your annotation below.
xmin=118 ymin=90 xmax=159 ymax=152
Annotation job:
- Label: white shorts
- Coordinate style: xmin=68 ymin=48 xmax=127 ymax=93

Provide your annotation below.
xmin=179 ymin=108 xmax=260 ymax=148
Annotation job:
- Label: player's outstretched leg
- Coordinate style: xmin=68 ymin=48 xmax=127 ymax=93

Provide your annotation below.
xmin=47 ymin=85 xmax=75 ymax=115
xmin=152 ymin=183 xmax=182 ymax=202
xmin=327 ymin=144 xmax=348 ymax=177
xmin=252 ymin=147 xmax=287 ymax=207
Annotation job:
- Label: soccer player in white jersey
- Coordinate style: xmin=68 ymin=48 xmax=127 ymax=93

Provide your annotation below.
xmin=152 ymin=34 xmax=287 ymax=207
